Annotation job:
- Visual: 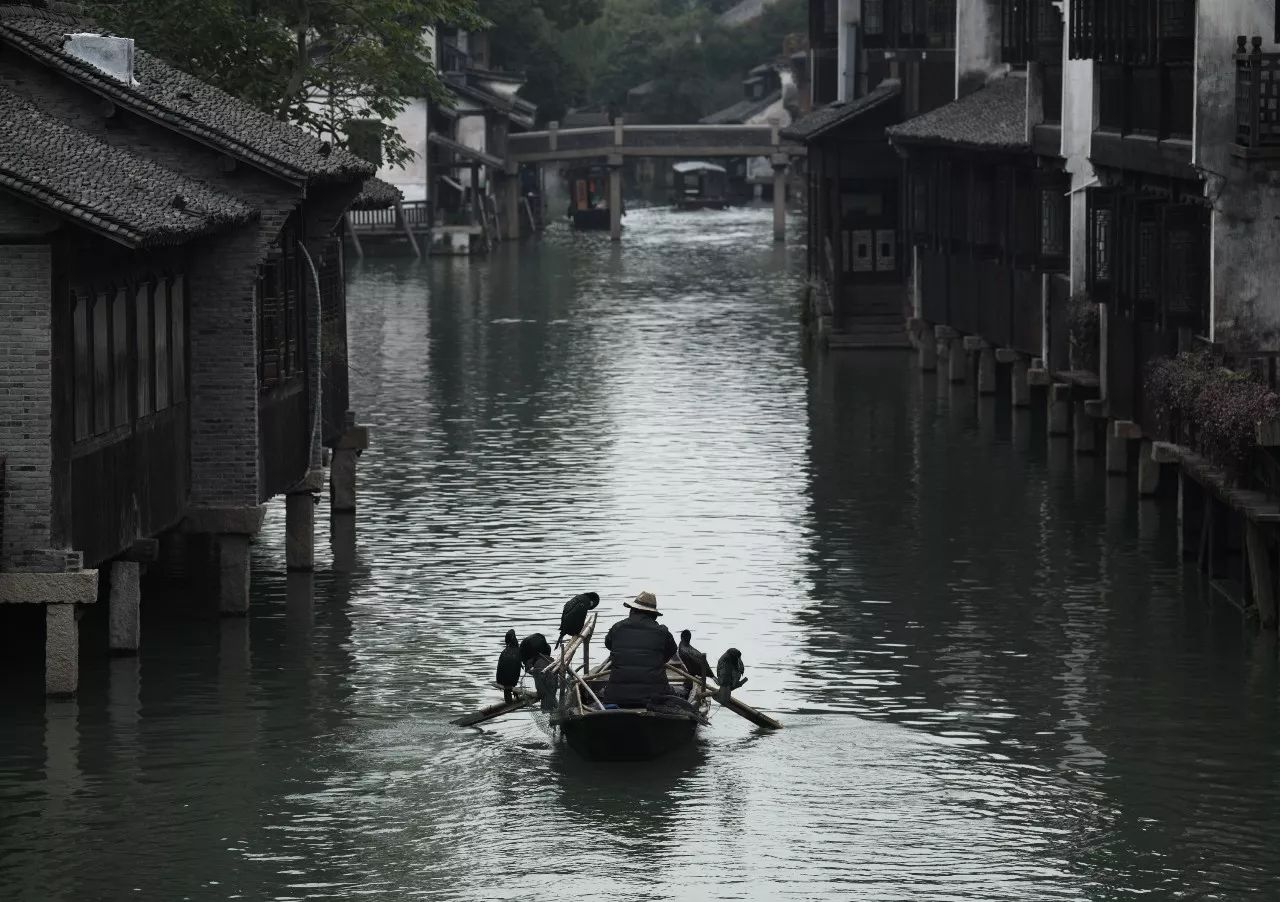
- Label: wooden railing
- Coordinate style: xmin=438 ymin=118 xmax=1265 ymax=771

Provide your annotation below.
xmin=348 ymin=200 xmax=432 ymax=232
xmin=440 ymin=41 xmax=469 ymax=73
xmin=1234 ymin=36 xmax=1280 ymax=157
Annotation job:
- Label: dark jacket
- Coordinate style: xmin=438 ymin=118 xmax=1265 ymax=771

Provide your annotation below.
xmin=604 ymin=611 xmax=678 ymax=706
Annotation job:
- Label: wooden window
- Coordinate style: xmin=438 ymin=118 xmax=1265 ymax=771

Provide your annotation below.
xmin=1097 ymin=64 xmax=1125 ymax=130
xmin=171 ymin=276 xmax=186 ymax=403
xmin=1129 ymin=66 xmax=1161 ymax=134
xmin=135 ymin=284 xmax=152 ymax=417
xmin=926 ymin=0 xmax=953 ymax=48
xmin=865 ymin=0 xmax=885 ymax=37
xmin=1042 ymin=63 xmax=1063 ymax=123
xmin=73 ymin=292 xmax=91 ymax=440
xmin=1161 ymin=203 xmax=1207 ymax=322
xmin=111 ymin=287 xmax=129 ymax=428
xmin=155 ymin=280 xmax=170 ymax=410
xmin=93 ymin=292 xmax=110 ymax=435
xmin=1086 ymin=188 xmax=1115 ymax=301
xmin=1039 ymin=183 xmax=1068 ymax=264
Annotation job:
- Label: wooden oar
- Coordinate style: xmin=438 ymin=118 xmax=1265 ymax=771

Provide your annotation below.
xmin=452 ymin=689 xmax=539 ymax=727
xmin=664 ymin=662 xmax=782 ymax=730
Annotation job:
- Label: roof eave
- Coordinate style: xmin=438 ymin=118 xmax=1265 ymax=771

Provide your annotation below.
xmin=0 ymin=25 xmax=370 ymax=186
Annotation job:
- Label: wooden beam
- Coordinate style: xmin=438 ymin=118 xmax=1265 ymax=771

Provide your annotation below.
xmin=395 ymin=201 xmax=421 ymax=258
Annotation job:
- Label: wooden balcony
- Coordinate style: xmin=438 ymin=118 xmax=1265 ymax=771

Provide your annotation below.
xmin=1234 ymin=36 xmax=1280 ymax=159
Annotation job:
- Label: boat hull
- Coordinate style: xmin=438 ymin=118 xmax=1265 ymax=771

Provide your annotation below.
xmin=674 ymin=199 xmax=729 ymax=211
xmin=571 ymin=208 xmax=611 ymax=230
xmin=558 ymin=709 xmax=698 ymax=761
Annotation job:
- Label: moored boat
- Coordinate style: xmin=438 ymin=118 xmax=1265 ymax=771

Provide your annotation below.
xmin=565 ymin=164 xmax=617 ymax=230
xmin=672 ymin=161 xmax=729 ymax=210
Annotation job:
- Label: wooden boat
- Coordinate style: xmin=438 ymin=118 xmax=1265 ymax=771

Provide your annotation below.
xmin=672 ymin=161 xmax=729 ymax=210
xmin=453 ymin=611 xmax=781 ymax=761
xmin=565 ymin=165 xmax=616 ymax=230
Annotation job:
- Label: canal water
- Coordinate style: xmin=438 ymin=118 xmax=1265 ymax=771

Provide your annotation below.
xmin=3 ymin=207 xmax=1280 ymax=901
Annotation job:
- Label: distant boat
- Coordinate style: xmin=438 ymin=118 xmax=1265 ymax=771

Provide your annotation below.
xmin=672 ymin=161 xmax=729 ymax=210
xmin=565 ymin=164 xmax=618 ymax=230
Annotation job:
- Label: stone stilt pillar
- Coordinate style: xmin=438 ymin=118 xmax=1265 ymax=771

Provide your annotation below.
xmin=1011 ymin=358 xmax=1031 ymax=407
xmin=502 ymin=168 xmax=521 ymax=241
xmin=46 ymin=603 xmax=78 ymax=697
xmin=217 ymin=534 xmax=251 ymax=615
xmin=1178 ymin=470 xmax=1202 ymax=561
xmin=1073 ymin=403 xmax=1096 ymax=454
xmin=918 ymin=336 xmax=938 ymax=372
xmin=978 ymin=348 xmax=997 ymax=395
xmin=330 ymin=448 xmax=358 ymax=513
xmin=108 ymin=561 xmax=141 ymax=654
xmin=1138 ymin=440 xmax=1160 ymax=496
xmin=1048 ymin=385 xmax=1071 ymax=436
xmin=1106 ymin=431 xmax=1128 ymax=475
xmin=948 ymin=339 xmax=967 ymax=383
xmin=286 ymin=491 xmax=316 ymax=572
xmin=331 ymin=512 xmax=356 ymax=574
xmin=1247 ymin=522 xmax=1278 ymax=630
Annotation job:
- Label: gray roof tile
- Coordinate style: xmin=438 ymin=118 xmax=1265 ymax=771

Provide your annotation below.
xmin=886 ymin=76 xmax=1029 ymax=152
xmin=781 ymin=81 xmax=901 ymax=141
xmin=0 ymin=85 xmax=255 ymax=246
xmin=0 ymin=5 xmax=374 ymax=183
xmin=351 ymin=176 xmax=403 ymax=210
xmin=701 ymin=90 xmax=781 ymax=125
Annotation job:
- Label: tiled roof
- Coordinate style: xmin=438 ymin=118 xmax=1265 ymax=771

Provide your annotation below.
xmin=886 ymin=76 xmax=1029 ymax=152
xmin=0 ymin=5 xmax=374 ymax=184
xmin=701 ymin=90 xmax=781 ymax=125
xmin=782 ymin=81 xmax=901 ymax=142
xmin=0 ymin=85 xmax=255 ymax=247
xmin=443 ymin=75 xmax=535 ymax=128
xmin=351 ymin=176 xmax=403 ymax=210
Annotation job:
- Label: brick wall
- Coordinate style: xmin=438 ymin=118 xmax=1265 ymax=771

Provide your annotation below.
xmin=0 ymin=51 xmax=364 ymax=511
xmin=0 ymin=243 xmax=53 ymax=570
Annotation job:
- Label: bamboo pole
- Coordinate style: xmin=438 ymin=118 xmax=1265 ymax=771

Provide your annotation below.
xmin=452 ymin=689 xmax=539 ymax=727
xmin=664 ymin=663 xmax=781 ymax=730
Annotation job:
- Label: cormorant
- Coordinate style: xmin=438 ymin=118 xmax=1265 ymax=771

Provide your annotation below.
xmin=520 ymin=632 xmax=552 ymax=668
xmin=556 ymin=591 xmax=600 ymax=647
xmin=715 ymin=648 xmax=747 ymax=703
xmin=496 ymin=629 xmax=521 ymax=703
xmin=676 ymin=629 xmax=712 ymax=696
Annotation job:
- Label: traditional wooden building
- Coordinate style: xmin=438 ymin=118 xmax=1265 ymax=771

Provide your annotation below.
xmin=0 ymin=3 xmax=373 ymax=695
xmin=788 ymin=0 xmax=959 ymax=348
xmin=890 ymin=75 xmax=1062 ymax=364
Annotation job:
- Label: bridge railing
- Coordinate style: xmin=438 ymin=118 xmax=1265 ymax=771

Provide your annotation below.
xmin=507 ymin=122 xmax=796 ymax=162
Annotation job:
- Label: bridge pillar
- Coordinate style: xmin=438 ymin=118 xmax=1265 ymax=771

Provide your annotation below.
xmin=608 ymin=152 xmax=623 ymax=243
xmin=771 ymin=149 xmax=788 ymax=244
xmin=501 ymin=163 xmax=521 ymax=241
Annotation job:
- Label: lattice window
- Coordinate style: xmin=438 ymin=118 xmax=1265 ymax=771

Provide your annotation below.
xmin=1087 ymin=188 xmax=1115 ymax=301
xmin=1039 ymin=186 xmax=1067 ymax=260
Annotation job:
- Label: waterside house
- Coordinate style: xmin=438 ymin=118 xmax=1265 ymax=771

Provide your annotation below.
xmin=786 ymin=0 xmax=959 ymax=348
xmin=799 ymin=0 xmax=1280 ymax=630
xmin=702 ymin=62 xmax=802 ymax=200
xmin=368 ymin=26 xmax=539 ymax=255
xmin=0 ymin=2 xmax=373 ymax=695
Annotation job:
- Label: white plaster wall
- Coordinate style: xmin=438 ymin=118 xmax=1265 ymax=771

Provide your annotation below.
xmin=457 ymin=111 xmax=489 ymax=190
xmin=836 ymin=0 xmax=862 ymax=103
xmin=956 ymin=0 xmax=1002 ymax=96
xmin=746 ymin=96 xmax=792 ymax=183
xmin=1197 ymin=0 xmax=1280 ymax=348
xmin=1061 ymin=39 xmax=1095 ymax=293
xmin=378 ymin=97 xmax=429 ymax=201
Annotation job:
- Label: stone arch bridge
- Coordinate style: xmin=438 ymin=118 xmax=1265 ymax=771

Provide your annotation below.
xmin=500 ymin=119 xmax=806 ymax=241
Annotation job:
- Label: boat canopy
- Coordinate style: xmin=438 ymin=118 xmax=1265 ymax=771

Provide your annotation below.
xmin=673 ymin=161 xmax=727 ymax=174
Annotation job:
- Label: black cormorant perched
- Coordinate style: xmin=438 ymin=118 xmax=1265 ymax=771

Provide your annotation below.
xmin=676 ymin=629 xmax=712 ymax=695
xmin=555 ymin=591 xmax=600 ymax=647
xmin=520 ymin=632 xmax=552 ymax=668
xmin=496 ymin=629 xmax=522 ymax=702
xmin=715 ymin=648 xmax=747 ymax=702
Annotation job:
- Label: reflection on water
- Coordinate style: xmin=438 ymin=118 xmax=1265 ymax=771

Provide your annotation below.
xmin=1 ymin=207 xmax=1280 ymax=900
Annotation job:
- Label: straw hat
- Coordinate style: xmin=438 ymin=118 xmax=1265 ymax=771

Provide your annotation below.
xmin=624 ymin=590 xmax=661 ymax=615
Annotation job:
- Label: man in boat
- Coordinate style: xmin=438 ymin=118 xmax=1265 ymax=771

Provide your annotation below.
xmin=602 ymin=591 xmax=678 ymax=707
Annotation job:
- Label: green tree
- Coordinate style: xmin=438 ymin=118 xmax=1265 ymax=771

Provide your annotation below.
xmin=88 ymin=0 xmax=487 ymax=167
xmin=481 ymin=0 xmax=602 ymax=124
